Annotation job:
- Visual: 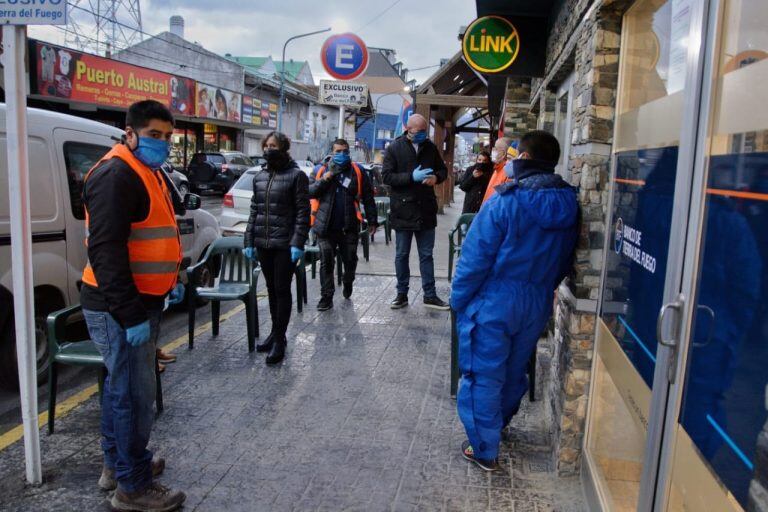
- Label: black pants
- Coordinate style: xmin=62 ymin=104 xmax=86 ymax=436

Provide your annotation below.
xmin=318 ymin=230 xmax=359 ymax=299
xmin=257 ymin=247 xmax=294 ymax=338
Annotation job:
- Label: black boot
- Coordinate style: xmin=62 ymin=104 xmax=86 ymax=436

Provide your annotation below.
xmin=266 ymin=336 xmax=286 ymax=365
xmin=256 ymin=333 xmax=275 ymax=353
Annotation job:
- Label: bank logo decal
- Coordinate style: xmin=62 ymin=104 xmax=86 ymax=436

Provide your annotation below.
xmin=614 ymin=217 xmax=624 ymax=254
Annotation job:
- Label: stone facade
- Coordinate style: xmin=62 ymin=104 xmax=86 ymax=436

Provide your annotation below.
xmin=501 ymin=0 xmax=632 ymax=476
xmin=749 ymin=394 xmax=768 ymax=512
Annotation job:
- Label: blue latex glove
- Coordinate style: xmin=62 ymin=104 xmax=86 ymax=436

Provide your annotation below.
xmin=290 ymin=246 xmax=304 ymax=263
xmin=167 ymin=283 xmax=185 ymax=305
xmin=242 ymin=246 xmax=256 ymax=261
xmin=412 ymin=165 xmax=433 ymax=182
xmin=126 ymin=320 xmax=151 ymax=347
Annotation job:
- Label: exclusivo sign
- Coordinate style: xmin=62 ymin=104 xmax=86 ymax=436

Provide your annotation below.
xmin=0 ymin=0 xmax=67 ymax=25
xmin=318 ymin=80 xmax=368 ymax=107
xmin=462 ymin=16 xmax=520 ymax=74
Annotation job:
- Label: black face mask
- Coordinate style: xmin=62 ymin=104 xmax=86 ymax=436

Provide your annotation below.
xmin=264 ymin=149 xmax=288 ymax=170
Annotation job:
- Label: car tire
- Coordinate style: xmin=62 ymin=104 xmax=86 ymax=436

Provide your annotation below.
xmin=178 ymin=183 xmax=189 ymax=196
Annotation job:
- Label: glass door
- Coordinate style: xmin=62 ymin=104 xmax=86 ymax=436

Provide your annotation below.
xmin=583 ymin=0 xmax=704 ymax=509
xmin=653 ymin=0 xmax=768 ymax=509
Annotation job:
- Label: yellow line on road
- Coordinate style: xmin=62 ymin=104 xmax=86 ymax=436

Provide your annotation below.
xmin=0 ymin=302 xmax=248 ymax=452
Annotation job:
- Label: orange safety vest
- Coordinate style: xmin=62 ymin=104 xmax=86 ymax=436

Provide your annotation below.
xmin=82 ymin=144 xmax=182 ymax=296
xmin=310 ymin=162 xmax=364 ymax=226
xmin=482 ymin=160 xmax=510 ymax=204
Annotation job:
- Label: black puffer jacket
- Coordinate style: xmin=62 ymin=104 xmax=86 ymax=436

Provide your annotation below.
xmin=382 ymin=134 xmax=447 ymax=231
xmin=308 ymin=162 xmax=378 ymax=237
xmin=459 ymin=163 xmax=493 ymax=214
xmin=244 ymin=159 xmax=310 ymax=250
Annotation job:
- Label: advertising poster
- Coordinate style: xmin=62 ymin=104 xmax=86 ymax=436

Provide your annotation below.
xmin=196 ymin=82 xmax=242 ymax=122
xmin=242 ymin=95 xmax=278 ymax=128
xmin=33 ymin=41 xmax=195 ymax=115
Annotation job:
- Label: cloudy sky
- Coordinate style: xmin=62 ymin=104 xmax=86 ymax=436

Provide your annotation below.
xmin=30 ymin=0 xmax=476 ymax=84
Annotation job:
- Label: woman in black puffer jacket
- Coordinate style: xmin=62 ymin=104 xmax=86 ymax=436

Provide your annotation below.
xmin=243 ymin=132 xmax=309 ymax=364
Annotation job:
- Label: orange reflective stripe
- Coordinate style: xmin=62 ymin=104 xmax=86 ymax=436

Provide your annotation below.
xmin=310 ymin=164 xmax=365 ymax=225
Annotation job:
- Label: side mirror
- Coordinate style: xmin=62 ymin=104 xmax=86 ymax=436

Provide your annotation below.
xmin=183 ymin=193 xmax=201 ymax=211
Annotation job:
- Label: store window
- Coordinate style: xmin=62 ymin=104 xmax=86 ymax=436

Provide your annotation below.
xmin=63 ymin=142 xmax=111 ymax=219
xmin=203 ymin=123 xmax=217 ymax=152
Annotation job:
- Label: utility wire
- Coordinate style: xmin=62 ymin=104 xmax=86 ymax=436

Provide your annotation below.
xmin=354 ymin=0 xmax=403 ymax=32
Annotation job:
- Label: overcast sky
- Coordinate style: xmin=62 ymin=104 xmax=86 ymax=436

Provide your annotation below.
xmin=30 ymin=0 xmax=476 ymax=84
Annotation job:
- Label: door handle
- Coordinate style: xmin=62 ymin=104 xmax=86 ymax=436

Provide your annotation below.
xmin=656 ymin=294 xmax=685 ymax=383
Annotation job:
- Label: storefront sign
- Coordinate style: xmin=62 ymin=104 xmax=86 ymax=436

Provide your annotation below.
xmin=0 ymin=2 xmax=66 ymax=25
xmin=461 ymin=15 xmax=546 ymax=77
xmin=196 ymin=82 xmax=242 ymax=122
xmin=614 ymin=217 xmax=657 ymax=274
xmin=462 ymin=16 xmax=520 ymax=73
xmin=318 ymin=80 xmax=368 ymax=107
xmin=31 ymin=41 xmax=195 ymax=115
xmin=242 ymin=95 xmax=278 ymax=128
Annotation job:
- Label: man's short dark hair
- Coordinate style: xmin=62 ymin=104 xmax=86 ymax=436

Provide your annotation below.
xmin=332 ymin=138 xmax=350 ymax=149
xmin=262 ymin=131 xmax=291 ymax=152
xmin=518 ymin=130 xmax=560 ymax=164
xmin=126 ymin=100 xmax=174 ymax=130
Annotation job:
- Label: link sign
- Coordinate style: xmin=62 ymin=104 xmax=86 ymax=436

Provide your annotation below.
xmin=462 ymin=16 xmax=520 ymax=74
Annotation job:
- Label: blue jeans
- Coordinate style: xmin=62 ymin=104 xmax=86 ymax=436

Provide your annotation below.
xmin=395 ymin=228 xmax=437 ymax=298
xmin=83 ymin=309 xmax=160 ymax=493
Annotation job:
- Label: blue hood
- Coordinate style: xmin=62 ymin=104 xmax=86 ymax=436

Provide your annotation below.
xmin=500 ymin=172 xmax=578 ymax=230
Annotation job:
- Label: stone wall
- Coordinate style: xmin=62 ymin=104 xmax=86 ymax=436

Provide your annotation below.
xmin=503 ymin=78 xmax=538 ymax=139
xmin=749 ymin=394 xmax=768 ymax=511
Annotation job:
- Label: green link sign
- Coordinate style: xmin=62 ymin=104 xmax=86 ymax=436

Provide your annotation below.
xmin=462 ymin=16 xmax=520 ymax=74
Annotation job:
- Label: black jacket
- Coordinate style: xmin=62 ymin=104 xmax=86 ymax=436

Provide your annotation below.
xmin=382 ymin=134 xmax=447 ymax=231
xmin=79 ymin=154 xmax=173 ymax=327
xmin=244 ymin=159 xmax=310 ymax=250
xmin=459 ymin=163 xmax=493 ymax=214
xmin=308 ymin=162 xmax=378 ymax=237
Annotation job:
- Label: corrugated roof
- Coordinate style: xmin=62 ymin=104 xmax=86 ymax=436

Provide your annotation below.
xmin=231 ymin=56 xmax=270 ymax=69
xmin=273 ymin=60 xmax=308 ymax=80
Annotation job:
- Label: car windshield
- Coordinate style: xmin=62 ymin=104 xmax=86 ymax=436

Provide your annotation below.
xmin=233 ymin=170 xmax=257 ymax=191
xmin=206 ymin=154 xmax=226 ymax=164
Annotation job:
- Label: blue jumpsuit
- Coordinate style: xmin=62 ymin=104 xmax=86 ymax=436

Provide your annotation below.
xmin=450 ymin=168 xmax=579 ymax=461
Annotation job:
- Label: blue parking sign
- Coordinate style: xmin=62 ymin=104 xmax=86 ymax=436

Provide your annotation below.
xmin=321 ymin=33 xmax=369 ymax=81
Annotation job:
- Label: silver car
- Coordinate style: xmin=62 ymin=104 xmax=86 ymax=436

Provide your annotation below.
xmin=219 ymin=168 xmax=258 ymax=236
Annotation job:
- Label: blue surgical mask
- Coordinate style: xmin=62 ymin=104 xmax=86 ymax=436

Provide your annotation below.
xmin=133 ymin=136 xmax=169 ymax=169
xmin=332 ymin=152 xmax=350 ymax=166
xmin=411 ymin=131 xmax=427 ymax=144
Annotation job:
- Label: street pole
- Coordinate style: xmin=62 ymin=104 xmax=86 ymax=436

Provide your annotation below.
xmin=338 ymin=106 xmax=345 ymax=138
xmin=278 ymin=27 xmax=331 ymax=132
xmin=3 ymin=24 xmax=42 ymax=485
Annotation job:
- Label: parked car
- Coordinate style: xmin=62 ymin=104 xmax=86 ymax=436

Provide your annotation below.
xmin=0 ymin=105 xmax=221 ymax=390
xmin=248 ymin=154 xmax=266 ymax=169
xmin=358 ymin=163 xmax=389 ymax=197
xmin=220 ymin=168 xmax=257 ymax=236
xmin=187 ymin=151 xmax=254 ymax=194
xmin=295 ymin=159 xmax=315 ymax=177
xmin=162 ymin=162 xmax=190 ymax=195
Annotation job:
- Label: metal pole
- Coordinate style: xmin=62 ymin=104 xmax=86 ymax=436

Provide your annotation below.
xmin=338 ymin=106 xmax=345 ymax=138
xmin=3 ymin=24 xmax=42 ymax=485
xmin=277 ymin=27 xmax=331 ymax=133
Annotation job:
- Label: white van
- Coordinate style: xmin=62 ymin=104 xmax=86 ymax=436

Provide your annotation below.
xmin=0 ymin=105 xmax=220 ymax=389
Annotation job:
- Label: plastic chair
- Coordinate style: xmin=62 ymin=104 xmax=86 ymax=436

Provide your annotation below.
xmin=373 ymin=197 xmax=391 ymax=245
xmin=305 ymin=230 xmax=342 ymax=285
xmin=449 ymin=308 xmax=536 ymax=401
xmin=47 ymin=304 xmax=163 ymax=434
xmin=187 ymin=236 xmax=260 ymax=351
xmin=447 ymin=213 xmax=476 ymax=281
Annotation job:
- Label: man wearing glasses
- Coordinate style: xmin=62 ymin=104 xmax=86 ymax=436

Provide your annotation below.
xmin=309 ymin=138 xmax=378 ymax=310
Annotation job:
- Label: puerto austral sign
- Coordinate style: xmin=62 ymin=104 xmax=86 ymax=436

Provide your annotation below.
xmin=463 ymin=16 xmax=520 ymax=73
xmin=0 ymin=0 xmax=67 ymax=25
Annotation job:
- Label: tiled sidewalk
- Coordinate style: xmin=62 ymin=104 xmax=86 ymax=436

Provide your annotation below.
xmin=0 ymin=276 xmax=585 ymax=511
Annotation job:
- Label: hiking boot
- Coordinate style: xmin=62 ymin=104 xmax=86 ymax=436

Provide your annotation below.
xmin=342 ymin=282 xmax=353 ymax=299
xmin=390 ymin=294 xmax=408 ymax=309
xmin=256 ymin=333 xmax=275 ymax=353
xmin=98 ymin=457 xmax=166 ymax=491
xmin=111 ymin=482 xmax=185 ymax=512
xmin=423 ymin=296 xmax=450 ymax=311
xmin=317 ymin=297 xmax=333 ymax=311
xmin=461 ymin=440 xmax=500 ymax=472
xmin=266 ymin=337 xmax=287 ymax=365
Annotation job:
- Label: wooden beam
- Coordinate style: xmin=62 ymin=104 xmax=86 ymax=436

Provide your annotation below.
xmin=415 ymin=93 xmax=488 ymax=108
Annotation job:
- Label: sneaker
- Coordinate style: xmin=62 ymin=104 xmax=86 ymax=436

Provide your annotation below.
xmin=111 ymin=482 xmax=185 ymax=511
xmin=390 ymin=294 xmax=408 ymax=309
xmin=342 ymin=282 xmax=353 ymax=299
xmin=423 ymin=296 xmax=450 ymax=311
xmin=461 ymin=440 xmax=500 ymax=472
xmin=156 ymin=350 xmax=176 ymax=364
xmin=99 ymin=457 xmax=166 ymax=491
xmin=317 ymin=297 xmax=333 ymax=311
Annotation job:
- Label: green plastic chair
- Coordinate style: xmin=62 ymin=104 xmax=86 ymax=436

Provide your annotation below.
xmin=450 ymin=308 xmax=537 ymax=401
xmin=46 ymin=304 xmax=163 ymax=434
xmin=447 ymin=213 xmax=476 ymax=281
xmin=373 ymin=197 xmax=391 ymax=245
xmin=187 ymin=236 xmax=260 ymax=351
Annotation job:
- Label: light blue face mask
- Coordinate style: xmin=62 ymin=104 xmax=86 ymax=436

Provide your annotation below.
xmin=133 ymin=136 xmax=170 ymax=169
xmin=332 ymin=152 xmax=350 ymax=166
xmin=411 ymin=131 xmax=427 ymax=144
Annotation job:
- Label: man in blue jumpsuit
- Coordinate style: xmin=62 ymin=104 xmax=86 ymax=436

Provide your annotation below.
xmin=450 ymin=130 xmax=579 ymax=471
